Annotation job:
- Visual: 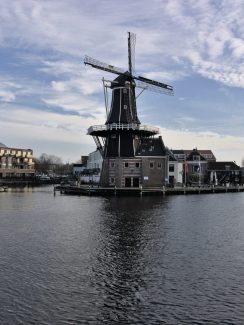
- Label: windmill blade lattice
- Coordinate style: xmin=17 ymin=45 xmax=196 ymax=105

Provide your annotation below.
xmin=135 ymin=76 xmax=173 ymax=95
xmin=128 ymin=32 xmax=136 ymax=76
xmin=84 ymin=55 xmax=125 ymax=76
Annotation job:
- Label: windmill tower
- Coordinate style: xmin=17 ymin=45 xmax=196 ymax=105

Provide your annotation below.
xmin=84 ymin=32 xmax=173 ymax=188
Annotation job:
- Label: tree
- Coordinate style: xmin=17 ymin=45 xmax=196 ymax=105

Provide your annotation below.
xmin=35 ymin=153 xmax=64 ymax=175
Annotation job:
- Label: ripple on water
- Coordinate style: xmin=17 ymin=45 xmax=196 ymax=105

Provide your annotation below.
xmin=1 ymin=189 xmax=244 ymax=324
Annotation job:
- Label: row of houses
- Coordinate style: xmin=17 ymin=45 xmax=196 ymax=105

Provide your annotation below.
xmin=74 ymin=145 xmax=243 ymax=187
xmin=0 ymin=143 xmax=35 ymax=178
xmin=0 ymin=140 xmax=242 ymax=187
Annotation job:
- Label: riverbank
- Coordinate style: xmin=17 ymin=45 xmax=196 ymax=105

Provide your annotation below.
xmin=55 ymin=184 xmax=244 ymax=196
xmin=0 ymin=178 xmax=61 ymax=187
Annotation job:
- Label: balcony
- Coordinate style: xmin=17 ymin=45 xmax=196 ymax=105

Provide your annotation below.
xmin=88 ymin=123 xmax=159 ymax=135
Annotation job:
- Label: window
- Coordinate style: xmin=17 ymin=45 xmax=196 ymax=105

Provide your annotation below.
xmin=110 ymin=162 xmax=115 ymax=168
xmin=157 ymin=162 xmax=162 ymax=169
xmin=124 ymin=105 xmax=127 ymax=109
xmin=135 ymin=162 xmax=140 ymax=168
xmin=111 ymin=134 xmax=116 ymax=138
xmin=194 ymin=165 xmax=200 ymax=172
xmin=149 ymin=161 xmax=154 ymax=169
xmin=169 ymin=164 xmax=174 ymax=172
xmin=124 ymin=162 xmax=129 ymax=168
xmin=123 ymin=88 xmax=127 ymax=94
xmin=193 ymin=155 xmax=200 ymax=161
xmin=203 ymin=154 xmax=212 ymax=159
xmin=110 ymin=177 xmax=115 ymax=184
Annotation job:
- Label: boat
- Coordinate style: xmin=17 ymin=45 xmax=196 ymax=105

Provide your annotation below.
xmin=0 ymin=186 xmax=8 ymax=192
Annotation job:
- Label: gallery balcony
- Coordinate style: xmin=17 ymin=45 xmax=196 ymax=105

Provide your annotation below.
xmin=87 ymin=123 xmax=159 ymax=136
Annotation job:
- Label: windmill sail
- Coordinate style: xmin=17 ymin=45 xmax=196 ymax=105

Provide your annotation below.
xmin=128 ymin=32 xmax=136 ymax=76
xmin=84 ymin=32 xmax=173 ymax=95
xmin=84 ymin=55 xmax=125 ymax=76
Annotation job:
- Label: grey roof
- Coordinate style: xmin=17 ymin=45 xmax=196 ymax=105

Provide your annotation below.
xmin=0 ymin=143 xmax=7 ymax=148
xmin=207 ymin=161 xmax=240 ymax=171
xmin=136 ymin=136 xmax=166 ymax=156
xmin=166 ymin=148 xmax=177 ymax=161
xmin=172 ymin=149 xmax=185 ymax=154
xmin=186 ymin=148 xmax=206 ymax=161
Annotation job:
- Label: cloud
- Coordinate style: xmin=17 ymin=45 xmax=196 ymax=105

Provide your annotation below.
xmin=2 ymin=0 xmax=244 ymax=88
xmin=162 ymin=0 xmax=244 ymax=87
xmin=0 ymin=78 xmax=21 ymax=102
xmin=0 ymin=90 xmax=16 ymax=102
xmin=1 ymin=0 xmax=244 ymax=162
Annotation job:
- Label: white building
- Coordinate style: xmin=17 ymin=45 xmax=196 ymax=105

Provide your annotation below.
xmin=80 ymin=150 xmax=103 ymax=184
xmin=168 ymin=159 xmax=183 ymax=186
xmin=87 ymin=150 xmax=103 ymax=170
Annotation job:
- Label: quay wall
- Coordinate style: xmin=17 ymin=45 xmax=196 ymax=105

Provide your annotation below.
xmin=58 ymin=185 xmax=244 ymax=196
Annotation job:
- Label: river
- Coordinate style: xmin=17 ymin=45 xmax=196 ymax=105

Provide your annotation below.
xmin=0 ymin=186 xmax=244 ymax=324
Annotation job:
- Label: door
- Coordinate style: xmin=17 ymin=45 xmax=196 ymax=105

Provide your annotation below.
xmin=125 ymin=177 xmax=131 ymax=187
xmin=132 ymin=177 xmax=139 ymax=187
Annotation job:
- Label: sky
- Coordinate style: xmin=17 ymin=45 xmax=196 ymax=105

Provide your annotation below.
xmin=1 ymin=0 xmax=244 ymax=164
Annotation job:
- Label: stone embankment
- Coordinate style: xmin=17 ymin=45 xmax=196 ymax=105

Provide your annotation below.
xmin=55 ymin=184 xmax=244 ymax=196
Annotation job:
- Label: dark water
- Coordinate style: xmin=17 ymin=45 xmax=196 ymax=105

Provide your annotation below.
xmin=0 ymin=187 xmax=244 ymax=325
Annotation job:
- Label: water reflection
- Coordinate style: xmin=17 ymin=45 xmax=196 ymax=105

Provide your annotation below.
xmin=91 ymin=196 xmax=169 ymax=324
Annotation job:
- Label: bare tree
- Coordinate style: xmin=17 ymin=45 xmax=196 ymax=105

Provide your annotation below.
xmin=35 ymin=153 xmax=64 ymax=175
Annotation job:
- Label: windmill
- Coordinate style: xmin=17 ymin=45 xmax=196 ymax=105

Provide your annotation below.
xmin=84 ymin=32 xmax=173 ymax=187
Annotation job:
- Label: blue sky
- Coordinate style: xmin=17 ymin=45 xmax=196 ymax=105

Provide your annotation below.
xmin=1 ymin=0 xmax=244 ymax=164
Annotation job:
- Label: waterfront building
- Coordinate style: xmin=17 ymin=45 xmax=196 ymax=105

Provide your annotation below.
xmin=207 ymin=161 xmax=241 ymax=186
xmin=241 ymin=167 xmax=244 ymax=184
xmin=172 ymin=149 xmax=216 ymax=162
xmin=184 ymin=149 xmax=208 ymax=185
xmin=86 ymin=150 xmax=103 ymax=170
xmin=167 ymin=149 xmax=183 ymax=186
xmin=171 ymin=149 xmax=241 ymax=186
xmin=171 ymin=148 xmax=216 ymax=185
xmin=0 ymin=143 xmax=35 ymax=178
xmin=73 ymin=163 xmax=86 ymax=178
xmin=78 ymin=150 xmax=103 ymax=184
